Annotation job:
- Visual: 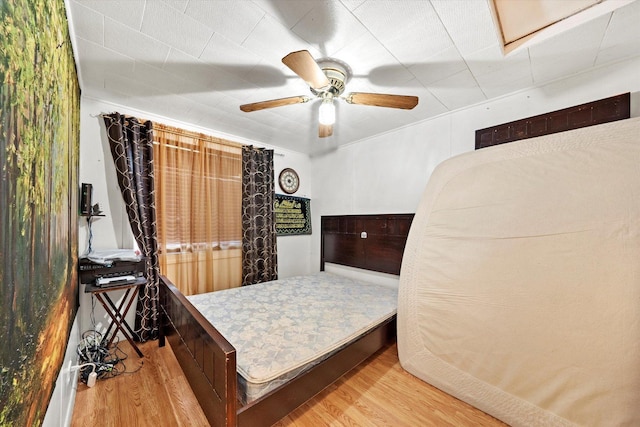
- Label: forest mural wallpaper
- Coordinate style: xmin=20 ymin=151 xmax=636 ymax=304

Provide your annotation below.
xmin=0 ymin=0 xmax=80 ymax=425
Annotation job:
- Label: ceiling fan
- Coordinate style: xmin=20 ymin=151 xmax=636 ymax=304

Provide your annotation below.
xmin=239 ymin=50 xmax=419 ymax=138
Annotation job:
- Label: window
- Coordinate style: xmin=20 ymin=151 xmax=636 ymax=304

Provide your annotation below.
xmin=153 ymin=123 xmax=243 ymax=295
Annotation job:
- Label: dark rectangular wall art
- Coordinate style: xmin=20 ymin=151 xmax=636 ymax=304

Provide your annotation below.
xmin=275 ymin=194 xmax=312 ymax=236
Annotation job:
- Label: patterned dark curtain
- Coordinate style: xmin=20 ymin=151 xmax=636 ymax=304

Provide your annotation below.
xmin=242 ymin=146 xmax=278 ymax=285
xmin=103 ymin=113 xmax=160 ymax=341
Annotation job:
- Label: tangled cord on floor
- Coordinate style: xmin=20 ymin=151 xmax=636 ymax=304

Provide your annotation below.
xmin=76 ymin=330 xmax=142 ymax=384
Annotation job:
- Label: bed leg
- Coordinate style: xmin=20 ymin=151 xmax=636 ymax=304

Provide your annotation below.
xmin=158 ymin=294 xmax=166 ymax=347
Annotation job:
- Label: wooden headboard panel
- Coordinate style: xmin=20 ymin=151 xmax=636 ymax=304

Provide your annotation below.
xmin=475 ymin=93 xmax=630 ymax=149
xmin=321 ymin=214 xmax=414 ymax=275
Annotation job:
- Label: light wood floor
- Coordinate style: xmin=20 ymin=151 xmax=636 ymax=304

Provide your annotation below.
xmin=72 ymin=340 xmax=506 ymax=427
xmin=71 ymin=340 xmax=209 ymax=427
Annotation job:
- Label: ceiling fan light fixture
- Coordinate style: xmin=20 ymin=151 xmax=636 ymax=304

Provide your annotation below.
xmin=319 ymin=98 xmax=335 ymax=125
xmin=240 ymin=50 xmax=419 ymax=134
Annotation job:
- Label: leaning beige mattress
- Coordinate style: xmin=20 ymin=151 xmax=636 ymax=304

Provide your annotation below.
xmin=398 ymin=117 xmax=640 ymax=426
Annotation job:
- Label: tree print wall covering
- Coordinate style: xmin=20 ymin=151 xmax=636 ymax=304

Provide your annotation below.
xmin=0 ymin=0 xmax=81 ymax=424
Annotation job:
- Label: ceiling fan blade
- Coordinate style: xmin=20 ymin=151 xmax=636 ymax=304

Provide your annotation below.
xmin=318 ymin=123 xmax=333 ymax=138
xmin=240 ymin=95 xmax=310 ymax=112
xmin=282 ymin=50 xmax=330 ymax=90
xmin=345 ymin=92 xmax=418 ymax=110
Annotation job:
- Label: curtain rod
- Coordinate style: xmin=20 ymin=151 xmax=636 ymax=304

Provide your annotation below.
xmin=95 ymin=112 xmax=286 ymax=156
xmin=97 ymin=112 xmax=243 ymax=149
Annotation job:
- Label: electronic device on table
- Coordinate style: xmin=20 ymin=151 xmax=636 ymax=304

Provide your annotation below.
xmin=79 ymin=250 xmax=146 ymax=288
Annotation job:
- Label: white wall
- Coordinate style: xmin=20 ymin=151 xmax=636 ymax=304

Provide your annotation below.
xmin=42 ymin=315 xmax=80 ymax=427
xmin=272 ymin=152 xmax=314 ymax=278
xmin=310 ymin=55 xmax=640 ymax=271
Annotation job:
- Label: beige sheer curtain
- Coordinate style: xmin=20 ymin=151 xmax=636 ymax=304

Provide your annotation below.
xmin=153 ymin=123 xmax=242 ymax=296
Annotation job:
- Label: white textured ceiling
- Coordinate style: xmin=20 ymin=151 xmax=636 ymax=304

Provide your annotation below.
xmin=68 ymin=0 xmax=640 ymax=155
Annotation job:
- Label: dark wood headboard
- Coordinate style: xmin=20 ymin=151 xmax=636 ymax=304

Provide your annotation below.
xmin=321 ymin=214 xmax=414 ymax=275
xmin=475 ymin=93 xmax=630 ymax=149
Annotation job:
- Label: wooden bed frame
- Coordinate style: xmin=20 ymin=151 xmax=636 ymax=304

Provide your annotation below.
xmin=158 ymin=213 xmax=413 ymax=427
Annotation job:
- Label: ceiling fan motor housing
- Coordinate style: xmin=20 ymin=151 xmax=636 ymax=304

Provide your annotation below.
xmin=311 ymin=58 xmax=352 ymax=97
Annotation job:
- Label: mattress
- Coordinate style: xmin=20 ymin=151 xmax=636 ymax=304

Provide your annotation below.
xmin=398 ymin=117 xmax=640 ymax=426
xmin=188 ymin=272 xmax=398 ymax=404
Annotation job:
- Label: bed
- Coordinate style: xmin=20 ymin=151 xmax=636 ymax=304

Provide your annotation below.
xmin=159 ymin=213 xmax=413 ymax=427
xmin=398 ymin=117 xmax=640 ymax=426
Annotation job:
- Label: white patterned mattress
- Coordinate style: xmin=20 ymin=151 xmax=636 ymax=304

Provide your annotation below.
xmin=187 ymin=272 xmax=398 ymax=404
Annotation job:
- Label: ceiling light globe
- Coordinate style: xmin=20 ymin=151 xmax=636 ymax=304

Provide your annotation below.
xmin=319 ymin=99 xmax=335 ymax=125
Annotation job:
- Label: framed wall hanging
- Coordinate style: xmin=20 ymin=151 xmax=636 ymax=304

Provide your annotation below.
xmin=274 ymin=194 xmax=311 ymax=236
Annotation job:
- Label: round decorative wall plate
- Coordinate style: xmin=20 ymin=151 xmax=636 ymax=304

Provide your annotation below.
xmin=278 ymin=168 xmax=299 ymax=194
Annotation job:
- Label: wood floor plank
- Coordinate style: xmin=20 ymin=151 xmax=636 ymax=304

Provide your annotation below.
xmin=274 ymin=344 xmax=506 ymax=427
xmin=71 ymin=340 xmax=209 ymax=427
xmin=72 ymin=341 xmax=506 ymax=427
